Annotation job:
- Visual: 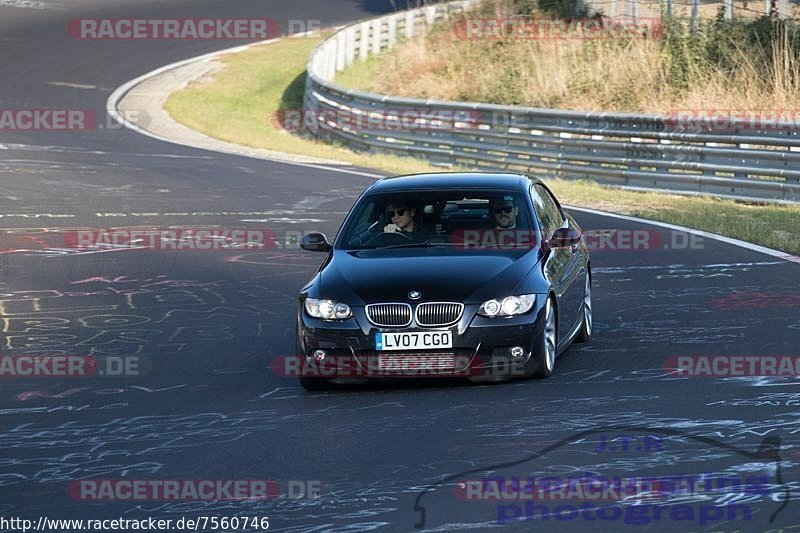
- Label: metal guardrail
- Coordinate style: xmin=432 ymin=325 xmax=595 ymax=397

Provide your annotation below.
xmin=304 ymin=0 xmax=800 ymax=204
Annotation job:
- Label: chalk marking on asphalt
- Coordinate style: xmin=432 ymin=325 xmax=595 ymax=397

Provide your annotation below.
xmin=593 ymin=261 xmax=785 ymax=272
xmin=0 ymin=0 xmax=53 ymax=9
xmin=240 ymin=218 xmax=325 ymax=223
xmin=47 ymin=81 xmax=97 ymax=89
xmin=0 ymin=213 xmax=74 ymax=218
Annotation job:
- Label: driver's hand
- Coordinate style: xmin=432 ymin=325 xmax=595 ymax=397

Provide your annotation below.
xmin=383 ymin=224 xmax=399 ymax=233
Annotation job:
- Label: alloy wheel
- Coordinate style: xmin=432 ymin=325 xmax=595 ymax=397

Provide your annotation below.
xmin=544 ymin=297 xmax=556 ymax=373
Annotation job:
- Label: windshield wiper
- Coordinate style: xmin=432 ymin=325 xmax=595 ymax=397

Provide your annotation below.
xmin=379 ymin=240 xmax=459 ymax=250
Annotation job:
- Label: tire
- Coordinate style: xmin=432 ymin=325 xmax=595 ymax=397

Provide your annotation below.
xmin=575 ymin=270 xmax=592 ymax=343
xmin=532 ymin=295 xmax=557 ymax=378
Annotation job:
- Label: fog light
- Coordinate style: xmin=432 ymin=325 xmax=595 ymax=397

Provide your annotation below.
xmin=313 ymin=349 xmax=327 ymax=362
xmin=510 ymin=346 xmax=525 ymax=358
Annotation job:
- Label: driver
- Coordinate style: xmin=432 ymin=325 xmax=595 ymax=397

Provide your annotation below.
xmin=490 ymin=195 xmax=519 ymax=230
xmin=383 ymin=201 xmax=416 ymax=234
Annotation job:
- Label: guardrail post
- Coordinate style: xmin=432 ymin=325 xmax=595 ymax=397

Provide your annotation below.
xmin=372 ymin=19 xmax=382 ymax=54
xmin=405 ymin=11 xmax=414 ymax=38
xmin=345 ymin=27 xmax=356 ymax=67
xmin=625 ymin=0 xmax=637 ymax=20
xmin=425 ymin=6 xmax=437 ymax=25
xmin=326 ymin=42 xmax=336 ymax=80
xmin=359 ymin=22 xmax=369 ymax=61
xmin=388 ymin=15 xmax=397 ymax=48
xmin=335 ymin=31 xmax=346 ymax=72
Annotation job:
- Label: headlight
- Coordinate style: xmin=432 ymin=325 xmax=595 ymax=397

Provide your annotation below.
xmin=305 ymin=298 xmax=352 ymax=320
xmin=478 ymin=294 xmax=536 ymax=317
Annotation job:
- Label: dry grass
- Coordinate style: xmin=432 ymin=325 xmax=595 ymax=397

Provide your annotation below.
xmin=337 ymin=1 xmax=800 ymax=113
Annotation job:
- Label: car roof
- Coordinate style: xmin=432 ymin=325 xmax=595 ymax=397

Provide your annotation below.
xmin=365 ymin=172 xmax=540 ymax=194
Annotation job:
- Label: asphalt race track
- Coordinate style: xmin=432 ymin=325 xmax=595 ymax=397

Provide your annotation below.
xmin=0 ymin=1 xmax=799 ymax=531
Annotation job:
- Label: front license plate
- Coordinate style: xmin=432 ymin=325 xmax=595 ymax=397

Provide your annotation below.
xmin=375 ymin=331 xmax=453 ymax=351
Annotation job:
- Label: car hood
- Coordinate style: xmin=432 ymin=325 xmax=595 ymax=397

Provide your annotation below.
xmin=316 ymin=248 xmax=540 ymax=304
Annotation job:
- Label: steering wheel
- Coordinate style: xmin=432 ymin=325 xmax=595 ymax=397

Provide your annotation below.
xmin=363 ymin=230 xmax=415 ymax=247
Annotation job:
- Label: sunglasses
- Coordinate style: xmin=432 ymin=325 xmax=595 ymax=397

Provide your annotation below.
xmin=388 ymin=208 xmax=408 ymax=217
xmin=493 ymin=206 xmax=515 ymax=214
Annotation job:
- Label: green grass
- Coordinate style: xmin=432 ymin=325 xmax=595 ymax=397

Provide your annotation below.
xmin=165 ymin=33 xmax=800 ymax=255
xmin=165 ymin=35 xmax=437 ymax=176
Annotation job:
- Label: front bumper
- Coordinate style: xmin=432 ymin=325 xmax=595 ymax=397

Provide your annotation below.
xmin=294 ymin=300 xmax=547 ymax=379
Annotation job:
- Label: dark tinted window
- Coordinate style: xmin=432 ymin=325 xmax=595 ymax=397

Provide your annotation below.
xmin=337 ymin=191 xmax=532 ymax=250
xmin=531 ymin=184 xmax=565 ymax=236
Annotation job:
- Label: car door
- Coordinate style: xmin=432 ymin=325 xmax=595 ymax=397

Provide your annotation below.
xmin=532 ymin=184 xmax=584 ymax=343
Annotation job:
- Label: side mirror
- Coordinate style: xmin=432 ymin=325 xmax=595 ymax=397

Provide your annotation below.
xmin=548 ymin=227 xmax=581 ymax=249
xmin=300 ymin=232 xmax=332 ymax=252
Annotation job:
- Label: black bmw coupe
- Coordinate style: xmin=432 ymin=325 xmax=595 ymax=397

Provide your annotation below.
xmin=295 ymin=172 xmax=591 ymax=390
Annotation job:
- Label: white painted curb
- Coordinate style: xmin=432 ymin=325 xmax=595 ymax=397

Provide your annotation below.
xmin=106 ymin=41 xmax=263 ymax=145
xmin=105 ymin=32 xmax=382 ymax=179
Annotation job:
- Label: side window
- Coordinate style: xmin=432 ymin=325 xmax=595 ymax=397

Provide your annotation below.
xmin=356 ymin=201 xmax=378 ymax=228
xmin=534 ymin=184 xmax=565 ymax=234
xmin=530 ymin=186 xmax=553 ymax=238
xmin=343 ymin=200 xmax=379 ymax=245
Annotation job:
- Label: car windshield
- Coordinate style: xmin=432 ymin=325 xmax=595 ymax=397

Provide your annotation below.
xmin=336 ymin=191 xmax=538 ymax=250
